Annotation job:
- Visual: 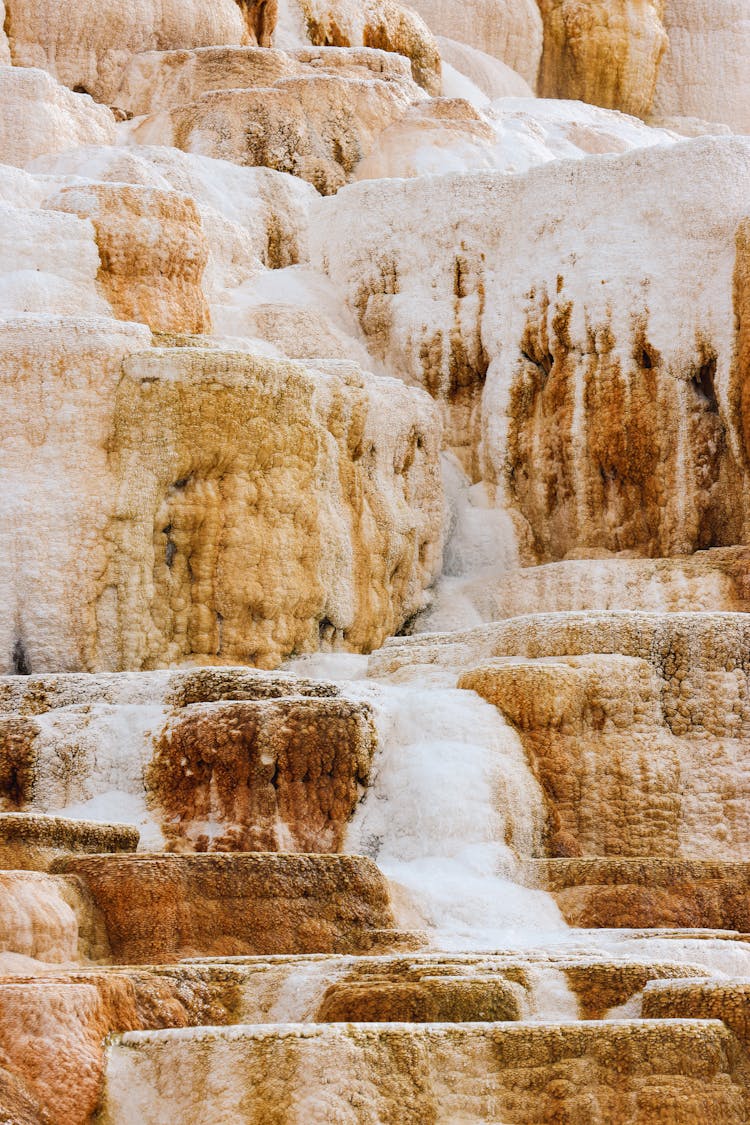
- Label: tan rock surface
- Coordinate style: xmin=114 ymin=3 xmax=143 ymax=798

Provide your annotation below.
xmin=297 ymin=0 xmax=441 ymax=92
xmin=146 ymin=698 xmax=376 ymax=852
xmin=3 ymin=0 xmax=249 ymax=103
xmin=46 ymin=184 xmax=211 ymax=334
xmin=315 ymin=139 xmax=750 ymax=557
xmin=124 ymin=47 xmax=424 ymax=194
xmin=0 ymin=871 xmax=108 ymax=964
xmin=537 ymin=0 xmax=668 ymax=118
xmin=644 ymin=978 xmax=750 ymax=1049
xmin=460 ymin=642 xmax=750 ymax=859
xmin=0 ymin=815 xmax=138 ymax=872
xmin=530 ymin=858 xmax=750 ymax=932
xmin=654 ymin=0 xmax=750 ymax=133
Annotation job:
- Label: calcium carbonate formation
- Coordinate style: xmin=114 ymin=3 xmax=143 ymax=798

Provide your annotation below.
xmin=2 ymin=1 xmax=750 ymax=1122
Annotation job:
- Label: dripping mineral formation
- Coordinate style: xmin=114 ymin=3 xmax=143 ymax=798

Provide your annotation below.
xmin=2 ymin=0 xmax=750 ymax=1122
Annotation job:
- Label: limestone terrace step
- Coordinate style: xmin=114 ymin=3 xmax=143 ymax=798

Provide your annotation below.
xmin=49 ymin=852 xmax=413 ymax=961
xmin=99 ymin=1019 xmax=750 ymax=1124
xmin=0 ymin=813 xmax=138 ymax=870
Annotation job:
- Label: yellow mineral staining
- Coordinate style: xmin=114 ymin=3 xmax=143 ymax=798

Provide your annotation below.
xmin=537 ymin=0 xmax=668 ymax=118
xmin=298 ymin=0 xmax=441 ymax=93
xmin=98 ymin=1021 xmax=750 ymax=1124
xmin=48 ymin=184 xmax=211 ymax=334
xmin=1 ymin=333 xmax=441 ymax=673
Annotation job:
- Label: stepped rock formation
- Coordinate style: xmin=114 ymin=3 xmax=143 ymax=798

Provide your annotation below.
xmin=3 ymin=0 xmax=750 ymax=1122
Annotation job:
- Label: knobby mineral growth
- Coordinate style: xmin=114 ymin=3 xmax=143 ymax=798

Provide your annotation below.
xmin=2 ymin=1 xmax=750 ymax=1122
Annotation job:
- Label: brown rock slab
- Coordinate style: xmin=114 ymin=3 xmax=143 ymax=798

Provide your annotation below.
xmin=50 ymin=853 xmax=403 ymax=961
xmin=528 ymin=859 xmax=750 ymax=931
xmin=0 ymin=814 xmax=138 ymax=872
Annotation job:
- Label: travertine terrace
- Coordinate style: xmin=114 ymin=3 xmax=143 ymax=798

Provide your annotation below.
xmin=3 ymin=0 xmax=750 ymax=1121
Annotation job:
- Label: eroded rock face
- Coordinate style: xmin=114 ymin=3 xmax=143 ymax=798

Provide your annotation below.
xmin=122 ymin=46 xmax=425 ymax=194
xmin=383 ymin=611 xmax=750 ymax=865
xmin=46 ymin=184 xmax=211 ymax=334
xmin=0 ymin=815 xmax=138 ymax=872
xmin=537 ymin=0 xmax=668 ymax=118
xmin=532 ymin=858 xmax=750 ymax=931
xmin=0 ymin=324 xmax=442 ymax=673
xmin=146 ymin=699 xmax=376 ymax=852
xmin=461 ymin=639 xmax=750 ymax=859
xmin=3 ymin=0 xmax=249 ymax=103
xmin=315 ymin=139 xmax=750 ymax=559
xmin=296 ymin=0 xmax=441 ymax=93
xmin=0 ymin=670 xmax=377 ymax=856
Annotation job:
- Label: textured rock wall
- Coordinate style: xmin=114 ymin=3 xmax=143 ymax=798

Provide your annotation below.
xmin=2 ymin=0 xmax=249 ymax=102
xmin=99 ymin=1021 xmax=750 ymax=1124
xmin=50 ymin=854 xmax=398 ymax=961
xmin=1 ymin=326 xmax=442 ymax=673
xmin=654 ymin=0 xmax=750 ymax=132
xmin=537 ymin=0 xmax=667 ymax=117
xmin=315 ymin=139 xmax=750 ymax=560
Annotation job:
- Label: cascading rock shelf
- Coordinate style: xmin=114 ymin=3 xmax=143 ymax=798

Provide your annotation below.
xmin=2 ymin=0 xmax=750 ymax=1122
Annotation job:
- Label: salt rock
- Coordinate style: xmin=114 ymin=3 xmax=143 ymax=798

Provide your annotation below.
xmin=0 ymin=320 xmax=442 ymax=673
xmin=47 ymin=183 xmax=211 ymax=334
xmin=404 ymin=0 xmax=542 ymax=86
xmin=537 ymin=0 xmax=668 ymax=119
xmin=314 ymin=137 xmax=750 ymax=560
xmin=0 ymin=67 xmax=115 ymax=168
xmin=3 ymin=0 xmax=249 ymax=103
xmin=295 ymin=0 xmax=441 ymax=93
xmin=124 ymin=47 xmax=424 ymax=194
xmin=654 ymin=0 xmax=750 ymax=133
